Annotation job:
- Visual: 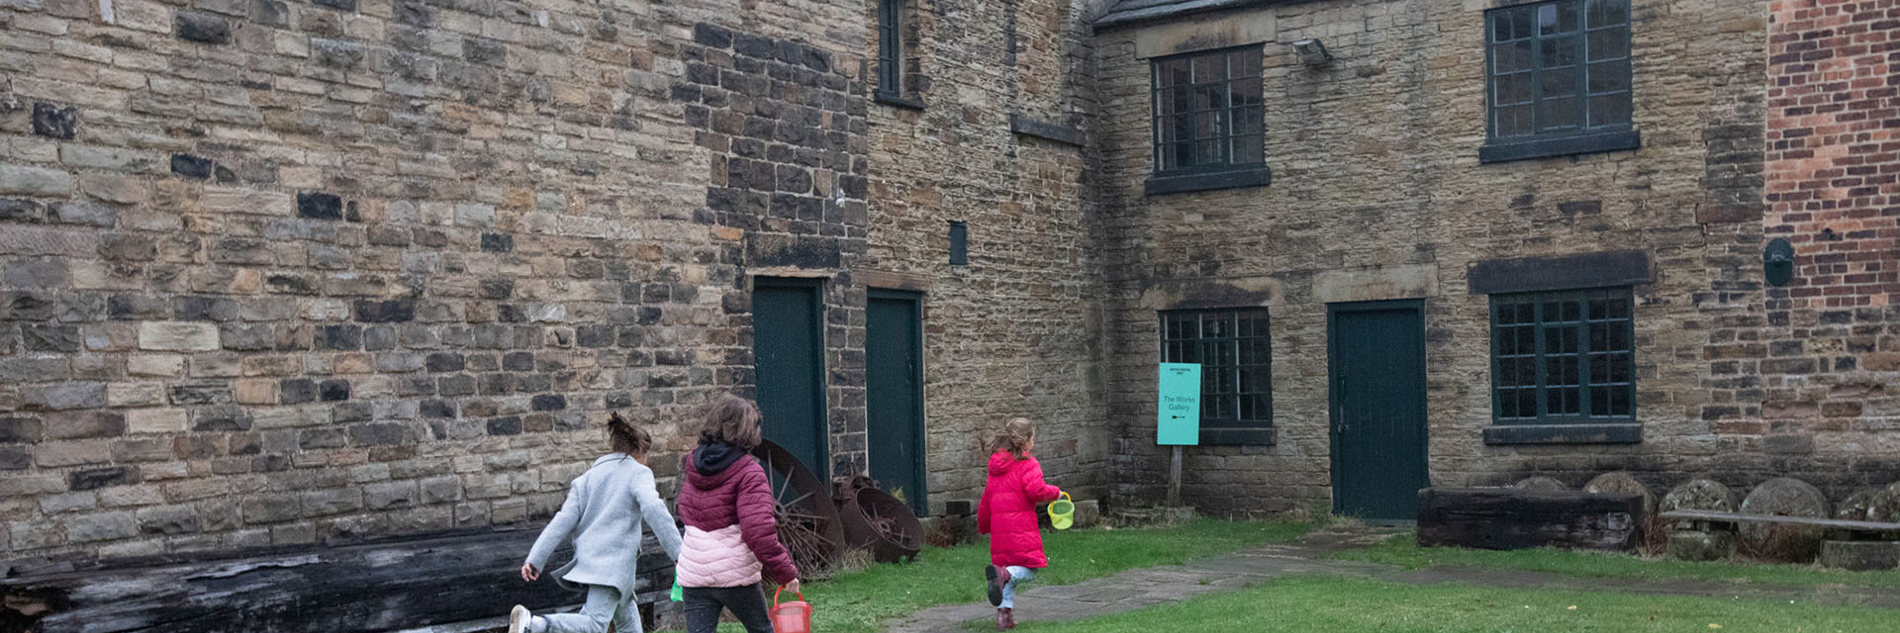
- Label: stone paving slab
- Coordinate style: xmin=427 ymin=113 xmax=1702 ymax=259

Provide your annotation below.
xmin=883 ymin=528 xmax=1900 ymax=633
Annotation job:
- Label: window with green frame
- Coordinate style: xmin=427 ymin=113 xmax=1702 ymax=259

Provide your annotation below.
xmin=1481 ymin=0 xmax=1636 ymax=162
xmin=1160 ymin=309 xmax=1271 ymax=444
xmin=1491 ymin=288 xmax=1634 ymax=424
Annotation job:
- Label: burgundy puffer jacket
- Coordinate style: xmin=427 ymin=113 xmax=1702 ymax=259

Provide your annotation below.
xmin=977 ymin=451 xmax=1062 ymax=568
xmin=675 ymin=442 xmax=798 ymax=587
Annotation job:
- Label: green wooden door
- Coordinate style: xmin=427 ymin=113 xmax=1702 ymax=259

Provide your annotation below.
xmin=866 ymin=290 xmax=927 ymax=515
xmin=752 ymin=278 xmax=829 ymax=478
xmin=1328 ymin=301 xmax=1429 ymax=522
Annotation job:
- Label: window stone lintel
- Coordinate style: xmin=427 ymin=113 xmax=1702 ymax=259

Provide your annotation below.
xmin=1483 ymin=423 xmax=1642 ymax=445
xmin=1145 ymin=166 xmax=1271 ymax=195
xmin=1201 ymin=426 xmax=1273 ymax=446
xmin=1467 ymin=250 xmax=1650 ymax=295
xmin=874 ymin=91 xmax=925 ymax=110
xmin=1479 ymin=128 xmax=1640 ymax=164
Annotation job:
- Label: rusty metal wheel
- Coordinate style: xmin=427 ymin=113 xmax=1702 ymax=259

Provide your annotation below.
xmin=750 ymin=440 xmax=845 ymax=573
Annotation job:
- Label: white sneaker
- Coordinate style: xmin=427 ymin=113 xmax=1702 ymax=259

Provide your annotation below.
xmin=508 ymin=605 xmax=530 ymax=633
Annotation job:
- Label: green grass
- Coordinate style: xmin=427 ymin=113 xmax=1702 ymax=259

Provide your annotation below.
xmin=789 ymin=519 xmax=1312 ymax=633
xmin=1008 ymin=575 xmax=1894 ymax=633
xmin=1330 ymin=533 xmax=1900 ymax=588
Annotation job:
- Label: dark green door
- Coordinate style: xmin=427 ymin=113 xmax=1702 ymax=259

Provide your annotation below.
xmin=866 ymin=290 xmax=927 ymax=515
xmin=753 ymin=277 xmax=829 ymax=478
xmin=1328 ymin=301 xmax=1429 ymax=522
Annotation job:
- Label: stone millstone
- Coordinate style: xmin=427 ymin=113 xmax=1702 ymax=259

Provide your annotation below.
xmin=1866 ymin=482 xmax=1900 ymax=524
xmin=1835 ymin=487 xmax=1883 ymax=522
xmin=1820 ymin=540 xmax=1900 ymax=571
xmin=1661 ymin=479 xmax=1737 ymax=529
xmin=1513 ymin=476 xmax=1568 ymax=492
xmin=1738 ymin=477 xmax=1831 ymax=563
xmin=1667 ymin=529 xmax=1737 ymax=562
xmin=1587 ymin=472 xmax=1660 ymax=551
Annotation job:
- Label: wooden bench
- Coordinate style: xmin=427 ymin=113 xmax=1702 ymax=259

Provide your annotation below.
xmin=1660 ymin=510 xmax=1900 ymax=570
xmin=1658 ymin=510 xmax=1900 ymax=534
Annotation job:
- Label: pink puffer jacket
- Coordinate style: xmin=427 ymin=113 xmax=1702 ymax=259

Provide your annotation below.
xmin=675 ymin=442 xmax=798 ymax=587
xmin=978 ymin=452 xmax=1062 ymax=568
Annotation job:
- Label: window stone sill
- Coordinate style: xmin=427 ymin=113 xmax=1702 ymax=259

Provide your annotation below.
xmin=1483 ymin=423 xmax=1642 ymax=445
xmin=1201 ymin=427 xmax=1273 ymax=446
xmin=1479 ymin=129 xmax=1640 ymax=164
xmin=874 ymin=92 xmax=925 ymax=110
xmin=1145 ymin=166 xmax=1271 ymax=195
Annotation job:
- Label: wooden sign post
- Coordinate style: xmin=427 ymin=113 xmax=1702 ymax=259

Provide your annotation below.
xmin=1157 ymin=363 xmax=1201 ymax=507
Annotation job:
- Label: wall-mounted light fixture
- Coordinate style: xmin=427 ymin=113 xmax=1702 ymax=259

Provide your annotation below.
xmin=1765 ymin=237 xmax=1793 ymax=287
xmin=1291 ymin=39 xmax=1332 ymax=66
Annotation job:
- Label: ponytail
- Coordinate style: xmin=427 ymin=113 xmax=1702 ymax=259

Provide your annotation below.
xmin=607 ymin=411 xmax=651 ymax=456
xmin=992 ymin=417 xmax=1035 ymax=460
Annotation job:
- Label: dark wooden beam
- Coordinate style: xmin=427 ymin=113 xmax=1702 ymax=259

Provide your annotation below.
xmin=2 ymin=527 xmax=673 ymax=633
xmin=1417 ymin=487 xmax=1645 ymax=552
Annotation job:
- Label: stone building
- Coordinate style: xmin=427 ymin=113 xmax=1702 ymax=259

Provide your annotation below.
xmin=4 ymin=0 xmax=1900 ymax=623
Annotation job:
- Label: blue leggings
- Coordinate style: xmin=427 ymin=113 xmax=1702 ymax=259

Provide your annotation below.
xmin=1000 ymin=566 xmax=1036 ymax=609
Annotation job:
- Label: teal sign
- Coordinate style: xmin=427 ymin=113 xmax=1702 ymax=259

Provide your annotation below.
xmin=1157 ymin=363 xmax=1201 ymax=445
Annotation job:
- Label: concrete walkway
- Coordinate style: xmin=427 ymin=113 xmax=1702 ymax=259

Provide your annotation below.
xmin=884 ymin=527 xmax=1900 ymax=633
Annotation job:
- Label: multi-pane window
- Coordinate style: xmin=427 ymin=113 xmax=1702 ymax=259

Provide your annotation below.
xmin=876 ymin=0 xmax=904 ymax=98
xmin=1491 ymin=289 xmax=1634 ymax=424
xmin=1161 ymin=309 xmax=1271 ymax=439
xmin=1151 ymin=46 xmax=1264 ymax=174
xmin=1486 ymin=0 xmax=1631 ymax=141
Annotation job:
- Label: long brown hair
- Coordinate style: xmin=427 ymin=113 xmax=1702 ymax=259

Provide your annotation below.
xmin=700 ymin=395 xmax=764 ymax=450
xmin=607 ymin=412 xmax=651 ymax=457
xmin=992 ymin=417 xmax=1035 ymax=459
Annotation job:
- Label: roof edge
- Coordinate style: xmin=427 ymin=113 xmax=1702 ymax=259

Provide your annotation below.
xmin=1092 ymin=0 xmax=1279 ymax=31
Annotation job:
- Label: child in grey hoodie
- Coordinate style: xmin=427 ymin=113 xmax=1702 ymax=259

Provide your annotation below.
xmin=510 ymin=413 xmax=684 ymax=633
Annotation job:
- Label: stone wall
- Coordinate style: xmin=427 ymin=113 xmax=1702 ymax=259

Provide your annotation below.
xmin=859 ymin=0 xmax=1110 ymax=511
xmin=1093 ymin=0 xmax=1809 ymax=517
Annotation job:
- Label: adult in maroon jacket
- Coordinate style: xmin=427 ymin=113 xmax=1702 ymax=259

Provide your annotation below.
xmin=976 ymin=418 xmax=1061 ymax=631
xmin=675 ymin=396 xmax=799 ymax=633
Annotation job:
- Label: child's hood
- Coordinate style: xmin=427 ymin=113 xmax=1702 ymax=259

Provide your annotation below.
xmin=684 ymin=442 xmax=750 ymax=490
xmin=988 ymin=451 xmax=1031 ymax=476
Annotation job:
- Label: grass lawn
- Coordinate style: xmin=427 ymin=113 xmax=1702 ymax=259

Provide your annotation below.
xmin=788 ymin=519 xmax=1311 ymax=633
xmin=1330 ymin=533 xmax=1900 ymax=588
xmin=1007 ymin=575 xmax=1894 ymax=633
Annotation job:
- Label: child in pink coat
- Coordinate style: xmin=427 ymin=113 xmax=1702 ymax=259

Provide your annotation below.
xmin=673 ymin=395 xmax=800 ymax=633
xmin=976 ymin=417 xmax=1062 ymax=631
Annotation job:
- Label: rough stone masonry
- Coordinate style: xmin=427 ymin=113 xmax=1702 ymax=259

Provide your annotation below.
xmin=0 ymin=0 xmax=1109 ymax=571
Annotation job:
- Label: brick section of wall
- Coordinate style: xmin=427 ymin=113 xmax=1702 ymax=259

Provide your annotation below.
xmin=1745 ymin=0 xmax=1900 ymax=486
xmin=860 ymin=0 xmax=1110 ymax=512
xmin=1095 ymin=0 xmax=1790 ymax=517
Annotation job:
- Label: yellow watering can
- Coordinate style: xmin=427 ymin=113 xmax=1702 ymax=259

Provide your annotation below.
xmin=1048 ymin=492 xmax=1075 ymax=530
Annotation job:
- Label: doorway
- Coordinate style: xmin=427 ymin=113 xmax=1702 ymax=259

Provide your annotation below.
xmin=1327 ymin=300 xmax=1429 ymax=522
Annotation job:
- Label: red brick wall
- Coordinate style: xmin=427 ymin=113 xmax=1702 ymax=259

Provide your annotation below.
xmin=1754 ymin=0 xmax=1900 ymax=475
xmin=1766 ymin=0 xmax=1900 ymax=310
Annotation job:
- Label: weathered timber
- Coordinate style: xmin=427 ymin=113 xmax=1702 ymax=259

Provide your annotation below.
xmin=1417 ymin=487 xmax=1644 ymax=551
xmin=1 ymin=527 xmax=674 ymax=633
xmin=1657 ymin=510 xmax=1900 ymax=533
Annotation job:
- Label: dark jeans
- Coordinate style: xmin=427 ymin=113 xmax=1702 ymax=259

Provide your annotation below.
xmin=682 ymin=584 xmax=774 ymax=633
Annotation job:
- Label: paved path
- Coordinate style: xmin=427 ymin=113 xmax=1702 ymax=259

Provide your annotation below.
xmin=883 ymin=527 xmax=1900 ymax=633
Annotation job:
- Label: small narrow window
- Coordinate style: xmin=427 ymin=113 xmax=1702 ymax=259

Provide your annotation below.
xmin=1159 ymin=309 xmax=1272 ymax=444
xmin=877 ymin=0 xmax=905 ymax=99
xmin=1490 ymin=287 xmax=1635 ymax=425
xmin=948 ymin=221 xmax=967 ymax=266
xmin=1482 ymin=0 xmax=1636 ymax=162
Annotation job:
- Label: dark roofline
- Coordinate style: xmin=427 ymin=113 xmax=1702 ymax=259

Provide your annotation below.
xmin=1092 ymin=0 xmax=1310 ymax=31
